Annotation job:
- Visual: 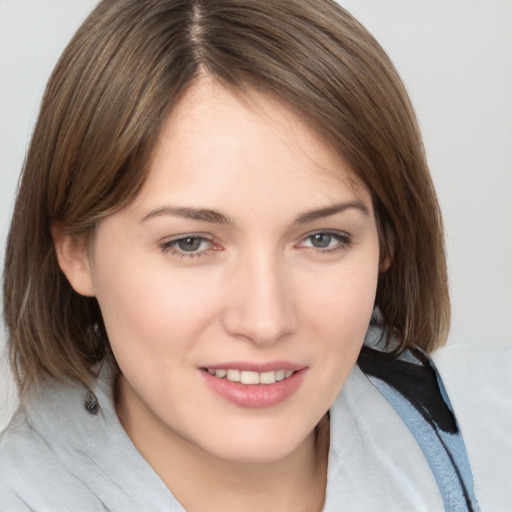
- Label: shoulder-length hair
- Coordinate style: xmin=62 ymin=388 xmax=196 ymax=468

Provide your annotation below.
xmin=3 ymin=0 xmax=449 ymax=397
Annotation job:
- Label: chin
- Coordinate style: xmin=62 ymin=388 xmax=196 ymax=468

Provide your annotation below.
xmin=208 ymin=441 xmax=301 ymax=465
xmin=191 ymin=419 xmax=314 ymax=465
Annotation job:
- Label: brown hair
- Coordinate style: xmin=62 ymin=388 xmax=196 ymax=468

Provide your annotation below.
xmin=3 ymin=0 xmax=449 ymax=398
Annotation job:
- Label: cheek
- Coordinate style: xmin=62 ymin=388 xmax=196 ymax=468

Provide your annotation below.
xmin=91 ymin=254 xmax=221 ymax=365
xmin=304 ymin=256 xmax=379 ymax=331
xmin=301 ymin=254 xmax=379 ymax=375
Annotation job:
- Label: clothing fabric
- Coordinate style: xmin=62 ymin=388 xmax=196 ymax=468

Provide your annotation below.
xmin=358 ymin=347 xmax=480 ymax=511
xmin=0 ymin=342 xmax=511 ymax=511
xmin=432 ymin=343 xmax=512 ymax=511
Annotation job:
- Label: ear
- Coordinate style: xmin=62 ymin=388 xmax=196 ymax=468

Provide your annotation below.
xmin=52 ymin=224 xmax=95 ymax=297
xmin=379 ymin=225 xmax=394 ymax=273
xmin=379 ymin=248 xmax=393 ymax=273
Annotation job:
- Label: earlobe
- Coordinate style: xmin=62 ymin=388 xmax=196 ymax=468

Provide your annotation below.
xmin=379 ymin=248 xmax=393 ymax=273
xmin=51 ymin=224 xmax=95 ymax=297
xmin=379 ymin=226 xmax=394 ymax=273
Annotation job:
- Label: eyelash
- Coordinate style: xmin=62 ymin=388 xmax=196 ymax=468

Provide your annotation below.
xmin=159 ymin=230 xmax=352 ymax=259
xmin=297 ymin=231 xmax=352 ymax=254
xmin=160 ymin=234 xmax=218 ymax=259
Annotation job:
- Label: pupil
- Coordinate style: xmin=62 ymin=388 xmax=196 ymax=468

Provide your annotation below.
xmin=312 ymin=233 xmax=331 ymax=248
xmin=178 ymin=237 xmax=202 ymax=251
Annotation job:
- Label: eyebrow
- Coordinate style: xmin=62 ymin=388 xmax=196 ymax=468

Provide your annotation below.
xmin=141 ymin=206 xmax=233 ymax=224
xmin=141 ymin=200 xmax=370 ymax=225
xmin=293 ymin=201 xmax=370 ymax=224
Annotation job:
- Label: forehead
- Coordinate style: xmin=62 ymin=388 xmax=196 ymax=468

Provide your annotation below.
xmin=133 ymin=76 xmax=371 ymax=216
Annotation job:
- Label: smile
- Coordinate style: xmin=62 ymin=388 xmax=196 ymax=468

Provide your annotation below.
xmin=202 ymin=366 xmax=306 ymax=408
xmin=205 ymin=368 xmax=295 ymax=385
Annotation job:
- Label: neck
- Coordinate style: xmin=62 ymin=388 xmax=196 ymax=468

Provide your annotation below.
xmin=117 ymin=377 xmax=329 ymax=512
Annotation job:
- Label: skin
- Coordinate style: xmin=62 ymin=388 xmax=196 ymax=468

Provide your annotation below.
xmin=56 ymin=76 xmax=381 ymax=511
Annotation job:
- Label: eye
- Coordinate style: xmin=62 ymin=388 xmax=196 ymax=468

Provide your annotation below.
xmin=160 ymin=235 xmax=219 ymax=258
xmin=309 ymin=233 xmax=335 ymax=248
xmin=174 ymin=236 xmax=209 ymax=252
xmin=298 ymin=231 xmax=351 ymax=252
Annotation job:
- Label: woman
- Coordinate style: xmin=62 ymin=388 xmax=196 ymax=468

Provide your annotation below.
xmin=1 ymin=1 xmax=510 ymax=510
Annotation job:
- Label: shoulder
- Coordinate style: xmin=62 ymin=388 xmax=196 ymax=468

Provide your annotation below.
xmin=432 ymin=343 xmax=512 ymax=416
xmin=0 ymin=409 xmax=105 ymax=511
xmin=0 ymin=374 xmax=181 ymax=512
xmin=432 ymin=343 xmax=512 ymax=512
xmin=325 ymin=365 xmax=445 ymax=511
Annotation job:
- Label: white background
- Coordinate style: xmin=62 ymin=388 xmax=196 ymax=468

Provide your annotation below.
xmin=1 ymin=0 xmax=511 ymax=430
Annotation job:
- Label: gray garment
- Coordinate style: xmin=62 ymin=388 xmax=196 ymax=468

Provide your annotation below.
xmin=1 ymin=344 xmax=510 ymax=511
xmin=0 ymin=368 xmax=178 ymax=511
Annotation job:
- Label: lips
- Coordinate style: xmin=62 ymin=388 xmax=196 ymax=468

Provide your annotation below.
xmin=200 ymin=362 xmax=306 ymax=408
xmin=205 ymin=368 xmax=295 ymax=385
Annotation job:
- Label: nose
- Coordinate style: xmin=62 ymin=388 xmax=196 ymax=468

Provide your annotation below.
xmin=221 ymin=250 xmax=298 ymax=346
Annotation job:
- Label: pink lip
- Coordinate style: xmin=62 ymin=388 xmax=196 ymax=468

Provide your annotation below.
xmin=203 ymin=361 xmax=304 ymax=372
xmin=200 ymin=364 xmax=307 ymax=409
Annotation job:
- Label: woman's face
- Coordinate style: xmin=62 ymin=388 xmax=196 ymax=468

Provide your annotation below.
xmin=80 ymin=77 xmax=380 ymax=463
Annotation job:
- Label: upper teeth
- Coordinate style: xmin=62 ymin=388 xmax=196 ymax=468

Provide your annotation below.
xmin=207 ymin=369 xmax=294 ymax=384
